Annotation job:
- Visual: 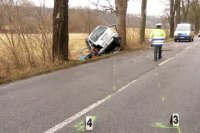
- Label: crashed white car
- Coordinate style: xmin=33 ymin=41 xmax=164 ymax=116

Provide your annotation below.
xmin=85 ymin=25 xmax=121 ymax=56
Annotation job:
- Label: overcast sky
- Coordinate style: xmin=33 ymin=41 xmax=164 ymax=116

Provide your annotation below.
xmin=32 ymin=0 xmax=167 ymax=16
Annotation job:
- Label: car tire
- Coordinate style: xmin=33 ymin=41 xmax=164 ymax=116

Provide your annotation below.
xmin=189 ymin=38 xmax=192 ymax=42
xmin=174 ymin=39 xmax=177 ymax=42
xmin=114 ymin=37 xmax=121 ymax=46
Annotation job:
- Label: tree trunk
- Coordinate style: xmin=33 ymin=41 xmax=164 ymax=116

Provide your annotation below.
xmin=170 ymin=0 xmax=175 ymax=38
xmin=175 ymin=0 xmax=181 ymax=24
xmin=181 ymin=0 xmax=190 ymax=21
xmin=115 ymin=0 xmax=128 ymax=50
xmin=194 ymin=0 xmax=200 ymax=33
xmin=52 ymin=0 xmax=68 ymax=62
xmin=87 ymin=8 xmax=91 ymax=34
xmin=140 ymin=0 xmax=147 ymax=44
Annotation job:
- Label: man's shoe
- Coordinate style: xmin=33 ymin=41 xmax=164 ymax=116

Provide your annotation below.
xmin=154 ymin=58 xmax=157 ymax=61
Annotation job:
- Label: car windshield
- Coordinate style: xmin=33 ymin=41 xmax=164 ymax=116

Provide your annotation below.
xmin=90 ymin=26 xmax=107 ymax=42
xmin=176 ymin=25 xmax=191 ymax=31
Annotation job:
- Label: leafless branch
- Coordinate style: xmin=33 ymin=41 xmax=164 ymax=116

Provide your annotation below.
xmin=88 ymin=0 xmax=116 ymax=15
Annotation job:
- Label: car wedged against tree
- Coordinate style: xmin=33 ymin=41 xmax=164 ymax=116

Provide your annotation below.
xmin=85 ymin=25 xmax=121 ymax=56
xmin=174 ymin=23 xmax=195 ymax=42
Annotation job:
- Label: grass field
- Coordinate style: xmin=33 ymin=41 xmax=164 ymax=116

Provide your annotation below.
xmin=0 ymin=28 xmax=153 ymax=61
xmin=69 ymin=28 xmax=155 ymax=59
xmin=0 ymin=28 xmax=159 ymax=83
xmin=69 ymin=33 xmax=89 ymax=60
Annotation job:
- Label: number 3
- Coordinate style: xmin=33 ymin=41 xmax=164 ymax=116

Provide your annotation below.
xmin=171 ymin=113 xmax=179 ymax=127
xmin=173 ymin=115 xmax=178 ymax=124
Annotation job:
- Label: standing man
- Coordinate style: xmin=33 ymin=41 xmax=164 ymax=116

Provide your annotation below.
xmin=149 ymin=23 xmax=166 ymax=61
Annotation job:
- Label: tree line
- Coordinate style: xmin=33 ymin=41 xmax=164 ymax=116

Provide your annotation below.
xmin=53 ymin=0 xmax=149 ymax=61
xmin=168 ymin=0 xmax=200 ymax=37
xmin=0 ymin=6 xmax=160 ymax=33
xmin=1 ymin=0 xmax=199 ymax=62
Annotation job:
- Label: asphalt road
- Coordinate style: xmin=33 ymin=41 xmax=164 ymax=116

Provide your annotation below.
xmin=1 ymin=37 xmax=200 ymax=133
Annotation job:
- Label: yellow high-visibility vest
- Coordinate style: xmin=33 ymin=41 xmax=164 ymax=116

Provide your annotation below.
xmin=150 ymin=29 xmax=166 ymax=45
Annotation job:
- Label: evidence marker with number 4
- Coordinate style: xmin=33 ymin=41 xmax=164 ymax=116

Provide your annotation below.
xmin=170 ymin=113 xmax=179 ymax=127
xmin=85 ymin=116 xmax=94 ymax=130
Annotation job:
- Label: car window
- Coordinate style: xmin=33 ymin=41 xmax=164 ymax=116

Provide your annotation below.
xmin=90 ymin=26 xmax=107 ymax=42
xmin=176 ymin=25 xmax=191 ymax=31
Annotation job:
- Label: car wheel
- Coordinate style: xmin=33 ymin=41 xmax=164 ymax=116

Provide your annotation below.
xmin=114 ymin=37 xmax=121 ymax=46
xmin=174 ymin=39 xmax=177 ymax=42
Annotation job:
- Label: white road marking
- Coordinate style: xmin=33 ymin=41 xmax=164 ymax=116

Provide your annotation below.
xmin=43 ymin=80 xmax=137 ymax=133
xmin=162 ymin=97 xmax=165 ymax=102
xmin=44 ymin=40 xmax=197 ymax=133
xmin=159 ymin=57 xmax=174 ymax=66
xmin=158 ymin=83 xmax=161 ymax=88
xmin=155 ymin=73 xmax=158 ymax=77
xmin=175 ymin=53 xmax=179 ymax=56
xmin=113 ymin=57 xmax=116 ymax=75
xmin=183 ymin=47 xmax=191 ymax=51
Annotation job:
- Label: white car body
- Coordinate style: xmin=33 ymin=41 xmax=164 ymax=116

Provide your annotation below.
xmin=174 ymin=23 xmax=194 ymax=42
xmin=86 ymin=25 xmax=120 ymax=55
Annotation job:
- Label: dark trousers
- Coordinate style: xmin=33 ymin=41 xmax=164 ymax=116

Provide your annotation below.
xmin=154 ymin=45 xmax=162 ymax=60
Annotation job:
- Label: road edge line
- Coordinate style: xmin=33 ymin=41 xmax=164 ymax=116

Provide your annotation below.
xmin=43 ymin=80 xmax=137 ymax=133
xmin=159 ymin=57 xmax=174 ymax=66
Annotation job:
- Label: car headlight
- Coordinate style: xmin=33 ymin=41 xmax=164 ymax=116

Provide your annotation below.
xmin=174 ymin=32 xmax=178 ymax=36
xmin=186 ymin=33 xmax=190 ymax=36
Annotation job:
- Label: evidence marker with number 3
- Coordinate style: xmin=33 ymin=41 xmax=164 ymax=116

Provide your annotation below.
xmin=170 ymin=113 xmax=179 ymax=127
xmin=85 ymin=116 xmax=94 ymax=130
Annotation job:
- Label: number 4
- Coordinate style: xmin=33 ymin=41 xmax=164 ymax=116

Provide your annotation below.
xmin=87 ymin=119 xmax=92 ymax=127
xmin=86 ymin=116 xmax=93 ymax=130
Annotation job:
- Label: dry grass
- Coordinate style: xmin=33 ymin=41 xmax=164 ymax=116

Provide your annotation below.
xmin=69 ymin=28 xmax=154 ymax=60
xmin=126 ymin=28 xmax=153 ymax=49
xmin=0 ymin=28 xmax=155 ymax=84
xmin=68 ymin=33 xmax=89 ymax=60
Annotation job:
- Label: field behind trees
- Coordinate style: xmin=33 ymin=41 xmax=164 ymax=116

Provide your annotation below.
xmin=0 ymin=29 xmax=154 ymax=81
xmin=0 ymin=0 xmax=161 ymax=83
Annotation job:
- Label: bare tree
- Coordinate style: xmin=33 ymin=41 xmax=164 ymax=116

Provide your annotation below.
xmin=169 ymin=0 xmax=175 ymax=37
xmin=115 ymin=0 xmax=128 ymax=49
xmin=188 ymin=0 xmax=200 ymax=33
xmin=0 ymin=0 xmax=53 ymax=77
xmin=181 ymin=0 xmax=191 ymax=21
xmin=86 ymin=7 xmax=92 ymax=34
xmin=193 ymin=0 xmax=200 ymax=33
xmin=52 ymin=0 xmax=69 ymax=61
xmin=139 ymin=0 xmax=147 ymax=44
xmin=175 ymin=0 xmax=181 ymax=24
xmin=90 ymin=0 xmax=128 ymax=49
